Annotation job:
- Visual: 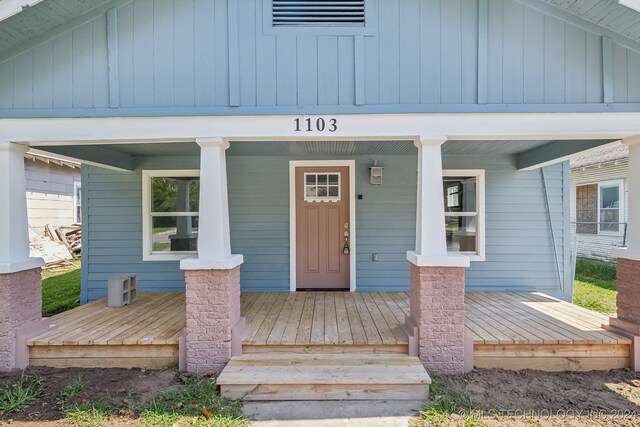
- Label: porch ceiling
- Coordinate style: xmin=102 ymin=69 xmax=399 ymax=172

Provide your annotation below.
xmin=34 ymin=138 xmax=618 ymax=171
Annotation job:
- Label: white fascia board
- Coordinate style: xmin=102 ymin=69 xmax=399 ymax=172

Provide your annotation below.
xmin=2 ymin=113 xmax=640 ymax=145
xmin=620 ymin=0 xmax=640 ymax=13
xmin=0 ymin=0 xmax=43 ymax=22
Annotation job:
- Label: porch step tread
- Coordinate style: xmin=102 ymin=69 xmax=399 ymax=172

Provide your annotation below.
xmin=217 ymin=354 xmax=431 ymax=385
xmin=218 ymin=353 xmax=430 ymax=401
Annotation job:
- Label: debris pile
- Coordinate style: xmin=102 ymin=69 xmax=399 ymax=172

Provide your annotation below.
xmin=29 ymin=224 xmax=82 ymax=266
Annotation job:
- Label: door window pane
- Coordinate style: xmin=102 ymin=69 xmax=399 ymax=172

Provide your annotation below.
xmin=304 ymin=172 xmax=341 ymax=201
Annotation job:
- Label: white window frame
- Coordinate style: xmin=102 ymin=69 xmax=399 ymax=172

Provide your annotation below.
xmin=142 ymin=170 xmax=200 ymax=261
xmin=73 ymin=181 xmax=82 ymax=224
xmin=597 ymin=179 xmax=625 ymax=235
xmin=443 ymin=169 xmax=486 ymax=262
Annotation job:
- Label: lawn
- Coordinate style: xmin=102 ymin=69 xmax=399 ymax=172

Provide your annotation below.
xmin=41 ymin=259 xmax=81 ymax=316
xmin=572 ymin=258 xmax=617 ymax=315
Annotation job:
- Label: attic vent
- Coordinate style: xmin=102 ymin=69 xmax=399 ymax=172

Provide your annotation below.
xmin=272 ymin=0 xmax=366 ymax=27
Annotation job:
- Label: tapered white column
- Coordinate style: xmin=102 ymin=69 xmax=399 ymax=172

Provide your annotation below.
xmin=0 ymin=142 xmax=43 ymax=273
xmin=607 ymin=137 xmax=640 ymax=371
xmin=180 ymin=137 xmax=242 ymax=270
xmin=407 ymin=137 xmax=469 ymax=267
xmin=614 ymin=137 xmax=640 ymax=260
xmin=626 ymin=140 xmax=640 ymax=254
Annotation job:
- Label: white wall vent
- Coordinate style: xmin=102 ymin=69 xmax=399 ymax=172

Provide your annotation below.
xmin=272 ymin=0 xmax=366 ymax=27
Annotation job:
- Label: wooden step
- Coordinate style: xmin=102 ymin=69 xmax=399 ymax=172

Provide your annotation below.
xmin=217 ymin=353 xmax=431 ymax=401
xmin=242 ymin=344 xmax=409 ymax=354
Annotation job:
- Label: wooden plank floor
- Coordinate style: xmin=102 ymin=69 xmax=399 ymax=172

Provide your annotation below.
xmin=28 ymin=293 xmax=185 ymax=368
xmin=28 ymin=291 xmax=629 ymax=370
xmin=241 ymin=292 xmax=410 ymax=346
xmin=465 ymin=292 xmax=629 ymax=345
xmin=465 ymin=292 xmax=631 ymax=371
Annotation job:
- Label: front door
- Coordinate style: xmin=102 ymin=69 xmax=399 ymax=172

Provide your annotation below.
xmin=295 ymin=166 xmax=350 ymax=290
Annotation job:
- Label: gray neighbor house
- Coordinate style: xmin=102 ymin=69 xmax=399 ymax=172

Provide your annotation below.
xmin=1 ymin=0 xmax=640 ymax=401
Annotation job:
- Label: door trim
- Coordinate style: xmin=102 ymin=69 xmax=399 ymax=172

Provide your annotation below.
xmin=289 ymin=160 xmax=356 ymax=292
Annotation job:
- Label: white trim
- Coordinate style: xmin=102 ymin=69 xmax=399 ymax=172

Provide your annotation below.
xmin=180 ymin=254 xmax=244 ymax=270
xmin=73 ymin=181 xmax=82 ymax=224
xmin=289 ymin=160 xmax=356 ymax=292
xmin=0 ymin=258 xmax=45 ymax=274
xmin=4 ymin=113 xmax=640 ymax=146
xmin=142 ymin=169 xmax=200 ymax=262
xmin=443 ymin=169 xmax=486 ymax=261
xmin=619 ymin=0 xmax=640 ymax=13
xmin=406 ymin=251 xmax=470 ymax=268
xmin=613 ymin=247 xmax=640 ymax=262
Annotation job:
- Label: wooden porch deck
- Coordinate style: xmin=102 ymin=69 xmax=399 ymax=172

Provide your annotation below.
xmin=28 ymin=293 xmax=185 ymax=368
xmin=27 ymin=291 xmax=631 ymax=371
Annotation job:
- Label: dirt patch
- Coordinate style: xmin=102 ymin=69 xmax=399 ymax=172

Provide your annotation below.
xmin=0 ymin=367 xmax=181 ymax=425
xmin=2 ymin=367 xmax=640 ymax=426
xmin=429 ymin=368 xmax=640 ymax=426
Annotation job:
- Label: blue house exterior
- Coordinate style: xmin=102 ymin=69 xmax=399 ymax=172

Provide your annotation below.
xmin=1 ymin=0 xmax=640 ymax=376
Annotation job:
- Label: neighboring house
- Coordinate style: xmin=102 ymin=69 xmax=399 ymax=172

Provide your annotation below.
xmin=1 ymin=0 xmax=640 ymax=388
xmin=24 ymin=152 xmax=81 ymax=240
xmin=570 ymin=145 xmax=629 ymax=262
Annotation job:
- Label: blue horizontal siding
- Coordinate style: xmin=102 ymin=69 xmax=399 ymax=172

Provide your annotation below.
xmin=82 ymin=151 xmax=567 ymax=301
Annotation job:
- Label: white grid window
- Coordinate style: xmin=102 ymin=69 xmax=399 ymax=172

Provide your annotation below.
xmin=304 ymin=173 xmax=341 ymax=202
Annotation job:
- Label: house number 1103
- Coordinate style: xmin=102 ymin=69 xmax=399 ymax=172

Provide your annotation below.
xmin=294 ymin=118 xmax=337 ymax=132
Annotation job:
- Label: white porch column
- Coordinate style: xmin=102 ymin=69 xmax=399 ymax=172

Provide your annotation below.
xmin=407 ymin=137 xmax=470 ymax=267
xmin=608 ymin=137 xmax=640 ymax=371
xmin=181 ymin=137 xmax=242 ymax=268
xmin=403 ymin=137 xmax=471 ymax=375
xmin=0 ymin=142 xmax=44 ymax=273
xmin=0 ymin=142 xmax=47 ymax=372
xmin=624 ymin=140 xmax=640 ymax=255
xmin=179 ymin=137 xmax=245 ymax=374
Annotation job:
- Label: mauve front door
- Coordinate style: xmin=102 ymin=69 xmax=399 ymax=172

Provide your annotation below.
xmin=296 ymin=166 xmax=350 ymax=290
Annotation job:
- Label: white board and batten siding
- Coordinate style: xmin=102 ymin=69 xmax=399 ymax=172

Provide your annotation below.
xmin=25 ymin=158 xmax=81 ymax=238
xmin=81 ymin=153 xmax=568 ymax=302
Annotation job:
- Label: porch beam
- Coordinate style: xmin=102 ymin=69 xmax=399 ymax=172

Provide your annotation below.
xmin=36 ymin=145 xmax=136 ymax=172
xmin=516 ymin=139 xmax=619 ymax=171
xmin=0 ymin=142 xmax=44 ymax=273
xmin=4 ymin=113 xmax=640 ymax=145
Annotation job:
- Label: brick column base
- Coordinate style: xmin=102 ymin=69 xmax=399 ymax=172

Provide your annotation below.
xmin=0 ymin=268 xmax=42 ymax=371
xmin=603 ymin=257 xmax=640 ymax=371
xmin=184 ymin=266 xmax=245 ymax=374
xmin=406 ymin=264 xmax=466 ymax=374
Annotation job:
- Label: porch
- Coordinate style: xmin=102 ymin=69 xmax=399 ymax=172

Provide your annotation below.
xmin=27 ymin=291 xmax=630 ymax=372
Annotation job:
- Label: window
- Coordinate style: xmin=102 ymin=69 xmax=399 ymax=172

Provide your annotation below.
xmin=575 ymin=180 xmax=623 ymax=234
xmin=443 ymin=170 xmax=485 ymax=261
xmin=73 ymin=181 xmax=82 ymax=224
xmin=142 ymin=170 xmax=200 ymax=261
xmin=304 ymin=172 xmax=341 ymax=202
xmin=599 ymin=182 xmax=621 ymax=232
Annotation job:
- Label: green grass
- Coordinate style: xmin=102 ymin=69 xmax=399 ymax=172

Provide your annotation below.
xmin=0 ymin=374 xmax=46 ymax=416
xmin=42 ymin=259 xmax=81 ymax=316
xmin=572 ymin=258 xmax=617 ymax=314
xmin=57 ymin=376 xmax=86 ymax=409
xmin=64 ymin=400 xmax=114 ymax=427
xmin=139 ymin=375 xmax=249 ymax=427
xmin=415 ymin=380 xmax=485 ymax=427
